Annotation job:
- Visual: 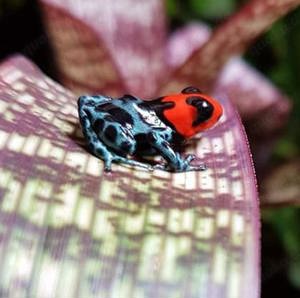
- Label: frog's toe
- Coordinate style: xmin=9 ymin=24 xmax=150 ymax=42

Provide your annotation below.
xmin=185 ymin=154 xmax=196 ymax=163
xmin=153 ymin=163 xmax=168 ymax=171
xmin=102 ymin=155 xmax=115 ymax=172
xmin=104 ymin=166 xmax=111 ymax=172
xmin=104 ymin=160 xmax=112 ymax=172
xmin=154 ymin=158 xmax=206 ymax=172
xmin=175 ymin=157 xmax=205 ymax=172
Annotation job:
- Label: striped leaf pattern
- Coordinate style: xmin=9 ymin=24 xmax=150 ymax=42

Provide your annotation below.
xmin=0 ymin=56 xmax=259 ymax=297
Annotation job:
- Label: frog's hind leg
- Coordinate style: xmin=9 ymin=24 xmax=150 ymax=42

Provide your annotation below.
xmin=79 ymin=109 xmax=154 ymax=172
xmin=79 ymin=109 xmax=115 ymax=171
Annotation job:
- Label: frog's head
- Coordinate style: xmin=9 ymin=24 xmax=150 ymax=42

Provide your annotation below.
xmin=159 ymin=87 xmax=223 ymax=138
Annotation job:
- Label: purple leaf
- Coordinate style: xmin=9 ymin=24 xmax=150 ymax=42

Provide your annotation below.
xmin=0 ymin=56 xmax=259 ymax=298
xmin=40 ymin=2 xmax=126 ymax=97
xmin=40 ymin=0 xmax=167 ymax=97
xmin=165 ymin=23 xmax=211 ymax=69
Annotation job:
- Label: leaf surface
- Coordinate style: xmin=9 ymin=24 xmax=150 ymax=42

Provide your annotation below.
xmin=0 ymin=56 xmax=259 ymax=298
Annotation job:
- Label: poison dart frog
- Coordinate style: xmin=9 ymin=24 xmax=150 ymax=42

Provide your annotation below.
xmin=78 ymin=86 xmax=223 ymax=172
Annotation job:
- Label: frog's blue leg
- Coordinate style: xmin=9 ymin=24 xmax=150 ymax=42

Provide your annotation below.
xmin=79 ymin=108 xmax=153 ymax=171
xmin=79 ymin=109 xmax=115 ymax=171
xmin=149 ymin=133 xmax=206 ymax=172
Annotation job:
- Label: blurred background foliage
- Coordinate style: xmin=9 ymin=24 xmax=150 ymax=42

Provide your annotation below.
xmin=0 ymin=0 xmax=299 ymax=297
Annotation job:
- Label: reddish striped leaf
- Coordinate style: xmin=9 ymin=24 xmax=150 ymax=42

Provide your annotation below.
xmin=40 ymin=0 xmax=167 ymax=97
xmin=39 ymin=2 xmax=126 ymax=97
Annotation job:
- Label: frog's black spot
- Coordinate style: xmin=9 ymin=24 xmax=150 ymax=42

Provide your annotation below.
xmin=181 ymin=86 xmax=202 ymax=94
xmin=111 ymin=108 xmax=134 ymax=125
xmin=95 ymin=102 xmax=114 ymax=111
xmin=80 ymin=115 xmax=89 ymax=125
xmin=104 ymin=115 xmax=115 ymax=122
xmin=105 ymin=108 xmax=134 ymax=126
xmin=171 ymin=131 xmax=185 ymax=147
xmin=166 ymin=157 xmax=173 ymax=163
xmin=134 ymin=133 xmax=148 ymax=150
xmin=161 ymin=141 xmax=169 ymax=148
xmin=121 ymin=94 xmax=139 ymax=101
xmin=120 ymin=141 xmax=132 ymax=152
xmin=92 ymin=135 xmax=98 ymax=143
xmin=144 ymin=100 xmax=175 ymax=111
xmin=186 ymin=96 xmax=205 ymax=105
xmin=147 ymin=132 xmax=158 ymax=143
xmin=83 ymin=109 xmax=93 ymax=120
xmin=135 ymin=133 xmax=158 ymax=153
xmin=155 ymin=127 xmax=167 ymax=132
xmin=135 ymin=133 xmax=147 ymax=142
xmin=93 ymin=118 xmax=105 ymax=134
xmin=186 ymin=96 xmax=214 ymax=126
xmin=105 ymin=125 xmax=117 ymax=143
xmin=88 ymin=142 xmax=96 ymax=153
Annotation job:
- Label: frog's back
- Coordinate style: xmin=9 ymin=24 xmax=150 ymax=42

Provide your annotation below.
xmin=111 ymin=95 xmax=168 ymax=135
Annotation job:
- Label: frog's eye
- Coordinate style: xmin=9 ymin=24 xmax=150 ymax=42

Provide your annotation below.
xmin=181 ymin=86 xmax=202 ymax=94
xmin=186 ymin=96 xmax=214 ymax=126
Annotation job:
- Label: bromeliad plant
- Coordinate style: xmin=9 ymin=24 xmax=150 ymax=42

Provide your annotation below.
xmin=0 ymin=0 xmax=299 ymax=297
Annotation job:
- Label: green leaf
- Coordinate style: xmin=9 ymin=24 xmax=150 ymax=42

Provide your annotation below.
xmin=263 ymin=207 xmax=300 ymax=288
xmin=189 ymin=0 xmax=236 ymax=18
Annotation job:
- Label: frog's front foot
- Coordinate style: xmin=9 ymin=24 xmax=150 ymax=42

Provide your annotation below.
xmin=175 ymin=153 xmax=204 ymax=172
xmin=185 ymin=163 xmax=207 ymax=172
xmin=103 ymin=156 xmax=113 ymax=172
xmin=183 ymin=154 xmax=207 ymax=171
xmin=185 ymin=154 xmax=196 ymax=164
xmin=98 ymin=151 xmax=115 ymax=172
xmin=154 ymin=154 xmax=206 ymax=172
